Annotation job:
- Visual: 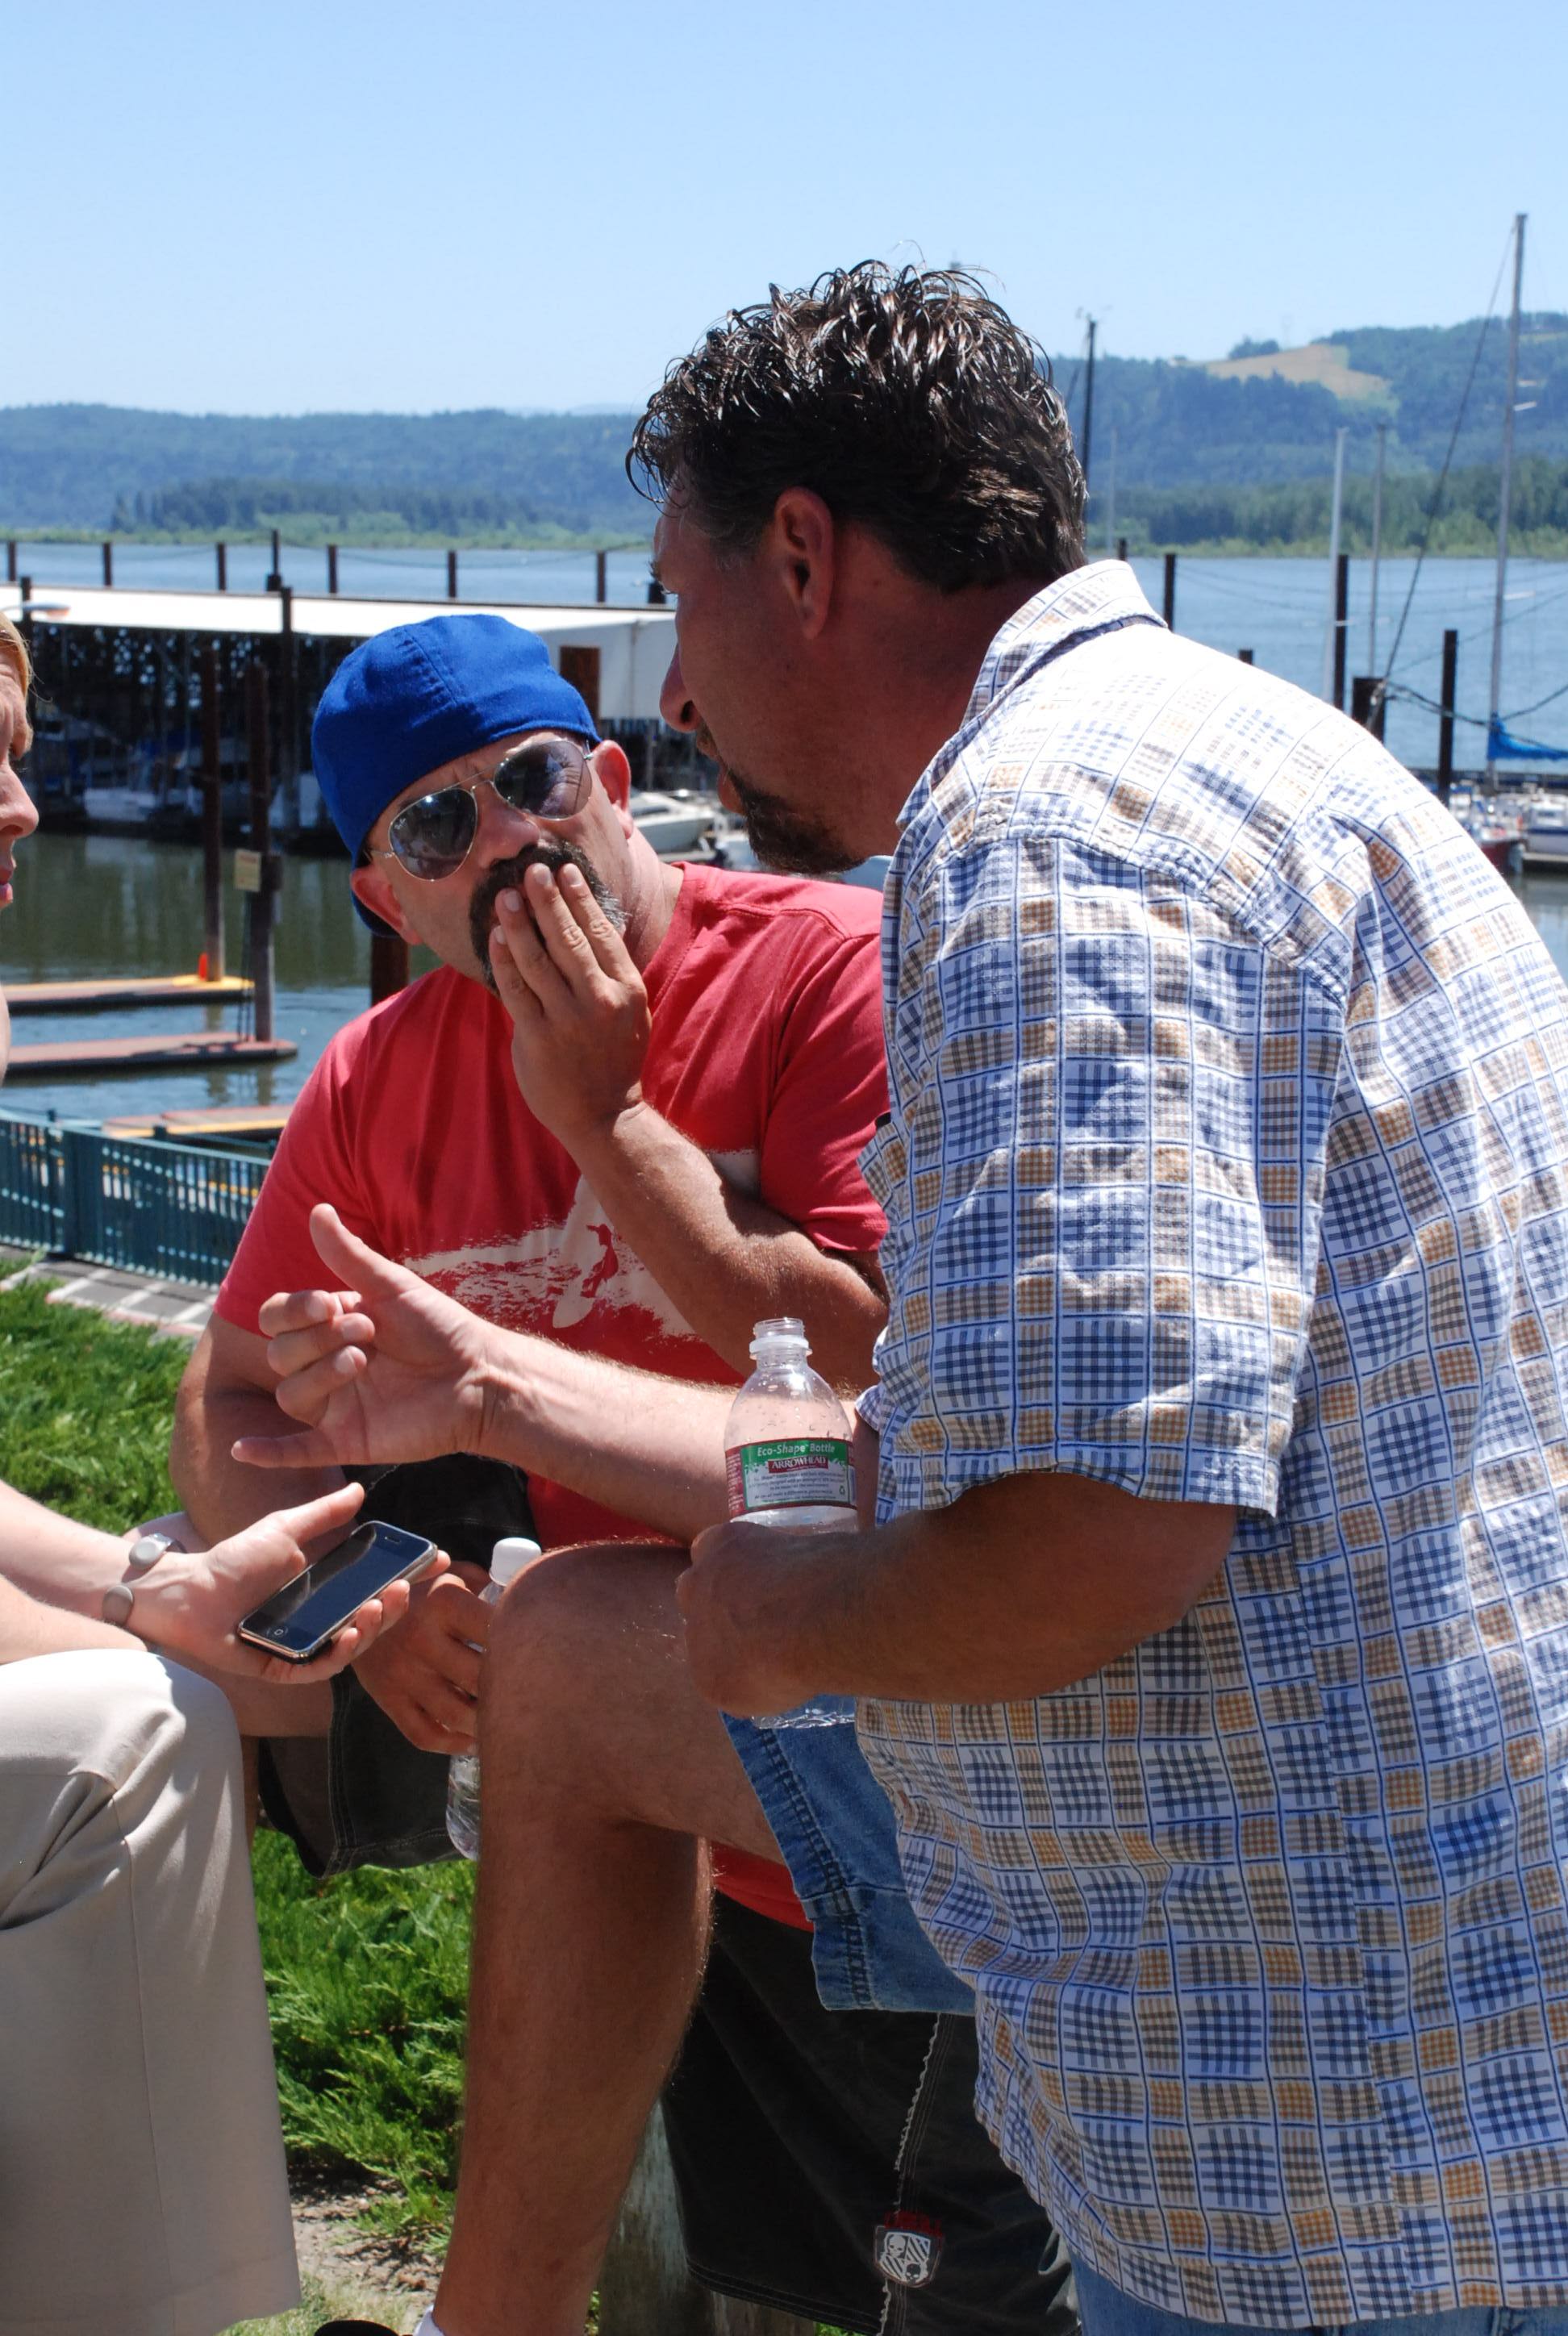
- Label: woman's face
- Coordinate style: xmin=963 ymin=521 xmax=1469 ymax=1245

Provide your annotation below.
xmin=0 ymin=658 xmax=37 ymax=1082
xmin=0 ymin=661 xmax=37 ymax=915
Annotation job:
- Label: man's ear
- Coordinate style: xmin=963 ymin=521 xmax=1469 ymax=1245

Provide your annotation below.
xmin=349 ymin=861 xmax=420 ymax=944
xmin=768 ymin=487 xmax=836 ymax=641
xmin=591 ymin=738 xmax=632 ymax=812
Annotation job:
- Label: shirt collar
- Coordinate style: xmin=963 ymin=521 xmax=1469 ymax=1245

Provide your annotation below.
xmin=897 ymin=558 xmax=1163 ymax=830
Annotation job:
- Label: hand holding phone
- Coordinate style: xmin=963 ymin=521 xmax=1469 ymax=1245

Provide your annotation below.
xmin=237 ymin=1520 xmax=440 ymax=1663
xmin=120 ymin=1483 xmax=440 ymax=1687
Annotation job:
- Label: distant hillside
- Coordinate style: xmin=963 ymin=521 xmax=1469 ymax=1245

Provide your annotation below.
xmin=1048 ymin=311 xmax=1568 ymax=487
xmin=4 ymin=311 xmax=1567 ymax=543
xmin=0 ymin=407 xmax=651 ymax=536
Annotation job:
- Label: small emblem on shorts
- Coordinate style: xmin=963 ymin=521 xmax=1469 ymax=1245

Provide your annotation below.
xmin=875 ymin=2211 xmax=944 ymax=2288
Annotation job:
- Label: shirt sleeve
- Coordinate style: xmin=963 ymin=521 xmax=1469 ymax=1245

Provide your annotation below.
xmin=861 ymin=826 xmax=1339 ymax=1515
xmin=756 ymin=923 xmax=890 ymax=1257
xmin=213 ymin=1030 xmax=369 ymax=1336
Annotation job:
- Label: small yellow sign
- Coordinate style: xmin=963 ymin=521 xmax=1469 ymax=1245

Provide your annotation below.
xmin=234 ymin=849 xmax=263 ymax=895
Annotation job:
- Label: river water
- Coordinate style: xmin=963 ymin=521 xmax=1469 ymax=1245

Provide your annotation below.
xmin=7 ymin=829 xmax=1568 ymax=1129
xmin=5 ymin=540 xmax=1568 ymax=1125
xmin=15 ymin=542 xmax=1568 ymax=772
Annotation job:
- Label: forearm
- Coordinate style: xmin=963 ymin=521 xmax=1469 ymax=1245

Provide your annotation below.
xmin=0 ymin=1480 xmax=139 ymax=1621
xmin=573 ymin=1102 xmax=884 ymax=1386
xmin=0 ymin=1571 xmax=139 ymax=1665
xmin=482 ymin=1336 xmax=734 ymax=1542
xmin=688 ymin=1472 xmax=1237 ymax=1707
xmin=173 ymin=1362 xmax=344 ymax=1543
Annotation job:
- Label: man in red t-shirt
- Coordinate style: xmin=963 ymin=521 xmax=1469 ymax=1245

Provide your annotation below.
xmin=174 ymin=618 xmax=1070 ymax=2336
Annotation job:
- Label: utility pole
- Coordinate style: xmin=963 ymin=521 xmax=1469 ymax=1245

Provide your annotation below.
xmin=1105 ymin=427 xmax=1117 ymax=557
xmin=1080 ymin=316 xmax=1097 ymax=490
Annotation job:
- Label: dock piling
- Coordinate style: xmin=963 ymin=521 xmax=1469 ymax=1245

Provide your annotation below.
xmin=1333 ymin=553 xmax=1350 ymax=711
xmin=215 ymin=541 xmax=227 ymax=591
xmin=245 ymin=664 xmax=277 ymax=1044
xmin=1116 ymin=536 xmax=1128 ymax=564
xmin=265 ymin=529 xmax=283 ymax=593
xmin=1239 ymin=649 xmax=1255 ymax=665
xmin=1438 ymin=629 xmax=1459 ymax=805
xmin=1163 ymin=553 xmax=1178 ymax=632
xmin=595 ymin=549 xmax=607 ymax=604
xmin=101 ymin=540 xmax=114 ymax=589
xmin=447 ymin=549 xmax=459 ymax=601
xmin=327 ymin=543 xmax=339 ymax=594
xmin=200 ymin=645 xmax=225 ymax=980
xmin=4 ymin=541 xmax=15 ymax=584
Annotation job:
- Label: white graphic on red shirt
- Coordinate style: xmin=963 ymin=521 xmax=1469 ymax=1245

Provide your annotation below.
xmin=402 ymin=1153 xmax=760 ymax=1339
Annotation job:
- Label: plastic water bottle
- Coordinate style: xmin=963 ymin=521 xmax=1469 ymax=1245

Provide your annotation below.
xmin=445 ymin=1534 xmax=542 ymax=1858
xmin=724 ymin=1316 xmax=857 ymax=1729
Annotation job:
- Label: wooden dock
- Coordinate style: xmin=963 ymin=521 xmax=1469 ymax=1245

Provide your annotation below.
xmin=5 ymin=1032 xmax=296 ymax=1078
xmin=3 ymin=974 xmax=253 ymax=1014
xmin=99 ymin=1103 xmax=293 ymax=1143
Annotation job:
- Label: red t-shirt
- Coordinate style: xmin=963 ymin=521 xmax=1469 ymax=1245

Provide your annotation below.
xmin=217 ymin=861 xmax=887 ymax=1927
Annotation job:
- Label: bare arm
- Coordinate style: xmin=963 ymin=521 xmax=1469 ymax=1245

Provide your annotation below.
xmin=236 ymin=1206 xmax=736 ymax=1545
xmin=0 ymin=1568 xmax=139 ymax=1666
xmin=0 ymin=1473 xmax=415 ymax=1687
xmin=490 ymin=863 xmax=886 ymax=1387
xmin=172 ymin=1312 xmax=347 ymax=1543
xmin=678 ymin=1468 xmax=1237 ymax=1711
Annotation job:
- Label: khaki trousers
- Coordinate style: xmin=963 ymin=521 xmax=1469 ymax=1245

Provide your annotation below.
xmin=0 ymin=1650 xmax=298 ymax=2336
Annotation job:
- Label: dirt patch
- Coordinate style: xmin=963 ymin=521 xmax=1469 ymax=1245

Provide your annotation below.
xmin=290 ymin=2171 xmax=441 ymax=2330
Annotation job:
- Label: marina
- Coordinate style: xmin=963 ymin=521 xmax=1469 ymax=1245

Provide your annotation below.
xmin=5 ymin=970 xmax=252 ymax=1012
xmin=4 ymin=1029 xmax=295 ymax=1078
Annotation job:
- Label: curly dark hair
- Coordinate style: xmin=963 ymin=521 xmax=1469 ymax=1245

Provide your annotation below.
xmin=628 ymin=261 xmax=1085 ymax=594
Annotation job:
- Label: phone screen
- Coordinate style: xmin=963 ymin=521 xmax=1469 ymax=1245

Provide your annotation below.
xmin=238 ymin=1520 xmax=434 ymax=1659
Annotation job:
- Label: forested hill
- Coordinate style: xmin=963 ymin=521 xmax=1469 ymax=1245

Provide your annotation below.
xmin=0 ymin=407 xmax=653 ymax=536
xmin=4 ymin=310 xmax=1566 ymax=541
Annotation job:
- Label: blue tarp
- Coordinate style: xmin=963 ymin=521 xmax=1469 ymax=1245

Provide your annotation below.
xmin=1489 ymin=717 xmax=1568 ymax=764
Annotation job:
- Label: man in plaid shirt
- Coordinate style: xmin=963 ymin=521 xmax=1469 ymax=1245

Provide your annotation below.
xmin=253 ymin=263 xmax=1568 ymax=2336
xmin=657 ymin=265 xmax=1568 ymax=2335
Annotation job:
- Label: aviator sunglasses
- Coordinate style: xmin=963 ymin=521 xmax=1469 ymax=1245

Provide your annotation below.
xmin=370 ymin=733 xmax=595 ymax=881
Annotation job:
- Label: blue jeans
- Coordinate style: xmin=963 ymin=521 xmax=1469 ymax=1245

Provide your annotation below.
xmin=721 ymin=1711 xmax=973 ymax=2013
xmin=1074 ymin=2262 xmax=1568 ymax=2336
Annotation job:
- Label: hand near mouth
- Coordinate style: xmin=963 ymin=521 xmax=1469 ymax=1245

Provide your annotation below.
xmin=488 ymin=859 xmax=652 ymax=1154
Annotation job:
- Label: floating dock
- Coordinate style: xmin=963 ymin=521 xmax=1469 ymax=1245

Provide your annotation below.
xmin=4 ymin=974 xmax=253 ymax=1015
xmin=99 ymin=1103 xmax=293 ymax=1144
xmin=5 ymin=1032 xmax=295 ymax=1078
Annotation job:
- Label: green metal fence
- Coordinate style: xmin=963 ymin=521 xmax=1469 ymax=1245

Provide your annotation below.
xmin=0 ymin=1112 xmax=266 ymax=1284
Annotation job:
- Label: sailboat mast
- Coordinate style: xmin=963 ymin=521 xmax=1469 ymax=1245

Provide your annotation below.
xmin=1487 ymin=211 xmax=1527 ymax=780
xmin=1321 ymin=427 xmax=1347 ymax=701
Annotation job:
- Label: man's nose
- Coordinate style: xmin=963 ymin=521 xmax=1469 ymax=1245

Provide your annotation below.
xmin=472 ymin=772 xmax=543 ymax=860
xmin=660 ymin=647 xmax=698 ymax=734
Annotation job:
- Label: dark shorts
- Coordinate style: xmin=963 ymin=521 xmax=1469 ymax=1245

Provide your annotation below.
xmin=257 ymin=1458 xmax=1075 ymax=2336
xmin=665 ymin=1894 xmax=1076 ymax=2336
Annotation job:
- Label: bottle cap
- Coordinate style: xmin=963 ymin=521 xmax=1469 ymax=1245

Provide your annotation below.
xmin=490 ymin=1535 xmax=542 ymax=1587
xmin=749 ymin=1315 xmax=807 ymax=1358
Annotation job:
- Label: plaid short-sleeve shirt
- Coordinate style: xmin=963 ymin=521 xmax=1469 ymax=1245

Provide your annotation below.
xmin=855 ymin=562 xmax=1568 ymax=2326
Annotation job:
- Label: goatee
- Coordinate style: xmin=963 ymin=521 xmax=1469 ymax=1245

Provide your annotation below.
xmin=726 ymin=768 xmax=857 ymax=878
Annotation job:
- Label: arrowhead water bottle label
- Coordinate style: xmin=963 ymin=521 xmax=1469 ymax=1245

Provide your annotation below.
xmin=728 ymin=1437 xmax=854 ymax=1516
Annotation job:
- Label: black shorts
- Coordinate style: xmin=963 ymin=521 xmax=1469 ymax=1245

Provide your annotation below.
xmin=665 ymin=1895 xmax=1077 ymax=2336
xmin=257 ymin=1457 xmax=1076 ymax=2336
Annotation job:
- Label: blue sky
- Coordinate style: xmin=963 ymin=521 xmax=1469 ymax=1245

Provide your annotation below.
xmin=8 ymin=0 xmax=1566 ymax=415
